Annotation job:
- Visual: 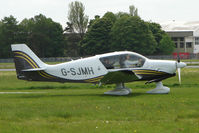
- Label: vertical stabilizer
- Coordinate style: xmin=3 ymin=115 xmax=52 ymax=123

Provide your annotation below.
xmin=11 ymin=44 xmax=47 ymax=79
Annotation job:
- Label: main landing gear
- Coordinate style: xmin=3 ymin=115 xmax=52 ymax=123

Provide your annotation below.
xmin=104 ymin=81 xmax=170 ymax=96
xmin=147 ymin=81 xmax=170 ymax=94
xmin=104 ymin=83 xmax=132 ymax=96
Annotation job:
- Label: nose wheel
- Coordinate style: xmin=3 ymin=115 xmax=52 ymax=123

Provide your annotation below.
xmin=104 ymin=83 xmax=132 ymax=96
xmin=147 ymin=81 xmax=170 ymax=94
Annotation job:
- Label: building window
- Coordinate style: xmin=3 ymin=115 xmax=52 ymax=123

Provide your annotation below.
xmin=195 ymin=37 xmax=199 ymax=45
xmin=180 ymin=37 xmax=184 ymax=41
xmin=175 ymin=43 xmax=178 ymax=48
xmin=180 ymin=42 xmax=184 ymax=48
xmin=172 ymin=37 xmax=178 ymax=41
xmin=186 ymin=42 xmax=192 ymax=48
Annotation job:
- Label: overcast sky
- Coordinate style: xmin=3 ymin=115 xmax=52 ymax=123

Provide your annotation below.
xmin=1 ymin=0 xmax=199 ymax=28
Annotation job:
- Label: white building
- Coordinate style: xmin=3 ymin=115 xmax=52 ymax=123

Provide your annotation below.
xmin=161 ymin=21 xmax=199 ymax=54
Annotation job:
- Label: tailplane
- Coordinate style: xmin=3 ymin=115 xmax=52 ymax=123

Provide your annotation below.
xmin=11 ymin=44 xmax=47 ymax=80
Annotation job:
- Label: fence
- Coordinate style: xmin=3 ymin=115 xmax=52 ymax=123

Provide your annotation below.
xmin=147 ymin=53 xmax=199 ymax=60
xmin=1 ymin=54 xmax=199 ymax=63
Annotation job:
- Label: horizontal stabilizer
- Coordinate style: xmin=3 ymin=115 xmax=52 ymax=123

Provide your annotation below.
xmin=22 ymin=68 xmax=46 ymax=72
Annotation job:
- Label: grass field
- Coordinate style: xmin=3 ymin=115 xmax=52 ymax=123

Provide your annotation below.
xmin=0 ymin=68 xmax=199 ymax=133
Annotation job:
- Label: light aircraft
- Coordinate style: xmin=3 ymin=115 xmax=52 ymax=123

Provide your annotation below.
xmin=11 ymin=44 xmax=186 ymax=95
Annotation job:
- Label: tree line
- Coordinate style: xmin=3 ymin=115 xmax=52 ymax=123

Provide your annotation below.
xmin=0 ymin=2 xmax=174 ymax=58
xmin=0 ymin=14 xmax=64 ymax=58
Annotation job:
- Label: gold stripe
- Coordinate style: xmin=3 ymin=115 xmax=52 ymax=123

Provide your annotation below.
xmin=134 ymin=71 xmax=164 ymax=74
xmin=86 ymin=77 xmax=103 ymax=82
xmin=15 ymin=54 xmax=52 ymax=80
xmin=15 ymin=56 xmax=36 ymax=68
xmin=133 ymin=69 xmax=164 ymax=72
xmin=38 ymin=71 xmax=51 ymax=79
xmin=15 ymin=52 xmax=38 ymax=68
xmin=85 ymin=76 xmax=104 ymax=82
xmin=85 ymin=79 xmax=101 ymax=83
xmin=134 ymin=72 xmax=165 ymax=75
xmin=85 ymin=79 xmax=100 ymax=83
xmin=87 ymin=78 xmax=101 ymax=82
xmin=133 ymin=70 xmax=165 ymax=74
xmin=40 ymin=71 xmax=55 ymax=79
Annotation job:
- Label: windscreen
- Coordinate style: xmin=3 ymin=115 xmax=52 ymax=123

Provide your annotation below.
xmin=100 ymin=54 xmax=145 ymax=69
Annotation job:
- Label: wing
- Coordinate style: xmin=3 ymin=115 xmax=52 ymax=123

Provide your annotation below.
xmin=100 ymin=68 xmax=176 ymax=85
xmin=100 ymin=69 xmax=139 ymax=84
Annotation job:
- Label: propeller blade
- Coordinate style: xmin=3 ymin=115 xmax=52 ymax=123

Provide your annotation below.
xmin=177 ymin=68 xmax=181 ymax=84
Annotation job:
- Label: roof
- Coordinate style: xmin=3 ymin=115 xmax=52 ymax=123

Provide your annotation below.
xmin=160 ymin=21 xmax=199 ymax=31
xmin=166 ymin=31 xmax=193 ymax=37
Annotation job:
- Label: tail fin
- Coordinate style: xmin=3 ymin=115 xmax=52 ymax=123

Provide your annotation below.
xmin=11 ymin=44 xmax=47 ymax=79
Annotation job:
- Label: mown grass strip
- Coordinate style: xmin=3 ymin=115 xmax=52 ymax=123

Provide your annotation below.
xmin=0 ymin=68 xmax=199 ymax=133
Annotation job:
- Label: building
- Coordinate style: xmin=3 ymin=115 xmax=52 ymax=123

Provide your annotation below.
xmin=161 ymin=21 xmax=199 ymax=54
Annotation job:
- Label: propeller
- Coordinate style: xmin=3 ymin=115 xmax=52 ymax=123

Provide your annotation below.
xmin=177 ymin=68 xmax=181 ymax=84
xmin=177 ymin=54 xmax=181 ymax=84
xmin=176 ymin=54 xmax=186 ymax=84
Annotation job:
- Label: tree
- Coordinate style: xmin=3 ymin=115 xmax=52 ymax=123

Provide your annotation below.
xmin=65 ymin=22 xmax=74 ymax=33
xmin=64 ymin=33 xmax=81 ymax=57
xmin=80 ymin=17 xmax=113 ymax=55
xmin=147 ymin=22 xmax=165 ymax=45
xmin=147 ymin=22 xmax=174 ymax=54
xmin=19 ymin=14 xmax=65 ymax=57
xmin=0 ymin=15 xmax=19 ymax=58
xmin=103 ymin=12 xmax=117 ymax=24
xmin=115 ymin=12 xmax=130 ymax=19
xmin=110 ymin=16 xmax=157 ymax=55
xmin=67 ymin=1 xmax=88 ymax=39
xmin=158 ymin=34 xmax=175 ymax=54
xmin=129 ymin=5 xmax=138 ymax=17
xmin=87 ymin=15 xmax=100 ymax=29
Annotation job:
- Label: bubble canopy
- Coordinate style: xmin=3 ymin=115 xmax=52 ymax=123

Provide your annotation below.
xmin=98 ymin=52 xmax=146 ymax=69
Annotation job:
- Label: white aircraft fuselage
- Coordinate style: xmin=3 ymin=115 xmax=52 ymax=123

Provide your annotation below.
xmin=11 ymin=44 xmax=186 ymax=95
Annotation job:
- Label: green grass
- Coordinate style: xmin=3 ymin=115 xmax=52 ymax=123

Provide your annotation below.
xmin=0 ymin=68 xmax=199 ymax=133
xmin=0 ymin=63 xmax=15 ymax=69
xmin=182 ymin=59 xmax=199 ymax=62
